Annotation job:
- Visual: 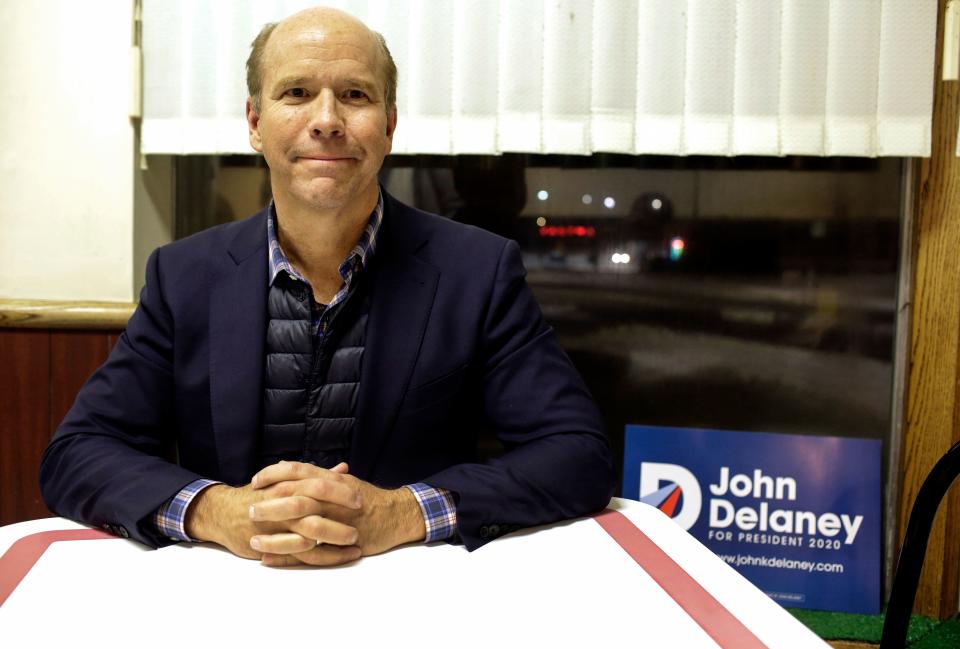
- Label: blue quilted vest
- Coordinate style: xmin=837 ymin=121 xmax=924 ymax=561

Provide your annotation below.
xmin=261 ymin=273 xmax=369 ymax=469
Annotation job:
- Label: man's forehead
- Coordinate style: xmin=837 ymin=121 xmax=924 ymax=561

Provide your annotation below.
xmin=272 ymin=8 xmax=377 ymax=53
xmin=264 ymin=17 xmax=380 ymax=77
xmin=265 ymin=54 xmax=380 ymax=92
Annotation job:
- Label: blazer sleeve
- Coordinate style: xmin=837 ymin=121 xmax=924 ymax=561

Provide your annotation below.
xmin=39 ymin=248 xmax=205 ymax=548
xmin=421 ymin=240 xmax=616 ymax=550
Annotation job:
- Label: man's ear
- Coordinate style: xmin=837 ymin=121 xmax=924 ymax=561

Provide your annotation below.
xmin=246 ymin=97 xmax=263 ymax=153
xmin=387 ymin=106 xmax=397 ymax=136
xmin=385 ymin=105 xmax=397 ymax=145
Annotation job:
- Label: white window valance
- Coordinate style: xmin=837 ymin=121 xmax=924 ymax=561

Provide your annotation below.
xmin=142 ymin=0 xmax=937 ymax=157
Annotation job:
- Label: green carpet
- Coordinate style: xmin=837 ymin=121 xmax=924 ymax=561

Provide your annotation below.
xmin=909 ymin=620 xmax=960 ymax=649
xmin=787 ymin=608 xmax=960 ymax=647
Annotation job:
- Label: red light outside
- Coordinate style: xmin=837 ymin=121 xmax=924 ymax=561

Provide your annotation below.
xmin=538 ymin=225 xmax=597 ymax=238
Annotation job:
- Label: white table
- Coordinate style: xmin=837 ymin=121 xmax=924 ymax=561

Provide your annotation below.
xmin=0 ymin=498 xmax=828 ymax=648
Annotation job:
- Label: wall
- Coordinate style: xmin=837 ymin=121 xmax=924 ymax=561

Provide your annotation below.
xmin=134 ymin=154 xmax=174 ymax=299
xmin=0 ymin=1 xmax=171 ymax=303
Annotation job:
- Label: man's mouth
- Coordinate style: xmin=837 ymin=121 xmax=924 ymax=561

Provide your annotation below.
xmin=298 ymin=155 xmax=355 ymax=162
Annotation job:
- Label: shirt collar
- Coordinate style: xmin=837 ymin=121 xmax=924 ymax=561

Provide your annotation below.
xmin=266 ymin=188 xmax=384 ymax=287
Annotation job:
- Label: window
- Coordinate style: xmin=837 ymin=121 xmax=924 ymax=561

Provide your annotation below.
xmin=175 ymin=153 xmax=903 ymax=487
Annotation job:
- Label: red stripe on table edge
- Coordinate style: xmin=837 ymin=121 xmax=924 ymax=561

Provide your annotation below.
xmin=0 ymin=529 xmax=118 ymax=607
xmin=592 ymin=509 xmax=769 ymax=649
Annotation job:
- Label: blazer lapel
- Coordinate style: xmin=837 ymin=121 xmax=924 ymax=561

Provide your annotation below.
xmin=209 ymin=210 xmax=268 ymax=485
xmin=351 ymin=197 xmax=439 ymax=478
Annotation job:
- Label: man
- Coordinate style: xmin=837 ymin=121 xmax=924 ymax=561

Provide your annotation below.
xmin=40 ymin=6 xmax=614 ymax=567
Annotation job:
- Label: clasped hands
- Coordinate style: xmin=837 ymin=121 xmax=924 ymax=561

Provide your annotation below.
xmin=184 ymin=461 xmax=426 ymax=567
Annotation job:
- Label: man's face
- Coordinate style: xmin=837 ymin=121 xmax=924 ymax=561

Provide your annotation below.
xmin=247 ymin=13 xmax=396 ymax=213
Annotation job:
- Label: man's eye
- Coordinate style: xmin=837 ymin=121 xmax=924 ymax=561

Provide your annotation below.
xmin=345 ymin=89 xmax=368 ymax=100
xmin=285 ymin=88 xmax=307 ymax=98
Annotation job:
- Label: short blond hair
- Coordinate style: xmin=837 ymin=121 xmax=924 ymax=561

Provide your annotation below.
xmin=245 ymin=21 xmax=397 ymax=114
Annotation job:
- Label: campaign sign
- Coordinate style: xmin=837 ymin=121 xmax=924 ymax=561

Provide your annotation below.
xmin=623 ymin=425 xmax=881 ymax=613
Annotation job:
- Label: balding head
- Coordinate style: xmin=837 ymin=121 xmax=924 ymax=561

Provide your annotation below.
xmin=245 ymin=7 xmax=397 ymax=114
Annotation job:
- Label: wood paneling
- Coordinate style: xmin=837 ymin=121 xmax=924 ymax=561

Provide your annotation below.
xmin=0 ymin=329 xmax=121 ymax=526
xmin=50 ymin=332 xmax=114 ymax=428
xmin=898 ymin=0 xmax=960 ymax=619
xmin=0 ymin=330 xmax=51 ymax=525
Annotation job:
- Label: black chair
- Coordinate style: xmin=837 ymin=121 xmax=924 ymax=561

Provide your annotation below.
xmin=880 ymin=440 xmax=960 ymax=649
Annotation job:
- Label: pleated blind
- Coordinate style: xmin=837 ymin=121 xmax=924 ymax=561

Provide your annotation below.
xmin=141 ymin=0 xmax=937 ymax=157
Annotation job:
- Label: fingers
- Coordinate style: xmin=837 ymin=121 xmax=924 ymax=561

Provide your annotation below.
xmin=250 ymin=495 xmax=324 ymax=521
xmin=250 ymin=532 xmax=315 ymax=555
xmin=290 ymin=515 xmax=359 ymax=546
xmin=251 ymin=460 xmax=321 ymax=488
xmin=253 ymin=475 xmax=362 ymax=513
xmin=261 ymin=545 xmax=363 ymax=568
xmin=250 ymin=516 xmax=358 ymax=551
xmin=251 ymin=461 xmax=356 ymax=501
xmin=260 ymin=553 xmax=302 ymax=568
xmin=297 ymin=477 xmax=362 ymax=509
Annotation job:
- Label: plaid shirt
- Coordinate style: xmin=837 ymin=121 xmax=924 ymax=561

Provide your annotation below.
xmin=266 ymin=193 xmax=381 ymax=334
xmin=154 ymin=190 xmax=458 ymax=544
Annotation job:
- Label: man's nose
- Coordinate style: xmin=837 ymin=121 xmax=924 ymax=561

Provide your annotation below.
xmin=309 ymin=90 xmax=344 ymax=138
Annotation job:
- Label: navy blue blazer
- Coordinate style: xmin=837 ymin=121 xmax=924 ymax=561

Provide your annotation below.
xmin=40 ymin=192 xmax=614 ymax=550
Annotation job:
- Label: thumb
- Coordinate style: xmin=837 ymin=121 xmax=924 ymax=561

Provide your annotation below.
xmin=331 ymin=462 xmax=350 ymax=474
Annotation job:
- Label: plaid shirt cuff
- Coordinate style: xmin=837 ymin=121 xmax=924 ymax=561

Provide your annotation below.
xmin=406 ymin=483 xmax=457 ymax=543
xmin=153 ymin=479 xmax=221 ymax=542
